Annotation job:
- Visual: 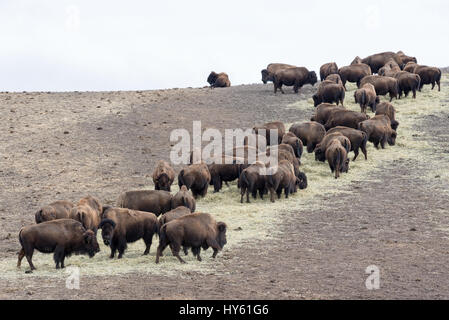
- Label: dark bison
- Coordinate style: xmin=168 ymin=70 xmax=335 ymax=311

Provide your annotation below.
xmin=117 ymin=190 xmax=172 ymax=216
xmin=414 ymin=65 xmax=441 ymax=91
xmin=361 ymin=52 xmax=404 ymax=74
xmin=98 ymin=207 xmax=159 ymax=259
xmin=171 ymin=185 xmax=196 ymax=212
xmin=310 ymin=103 xmax=345 ymax=125
xmin=35 ymin=200 xmax=74 ymax=224
xmin=156 ymin=213 xmax=227 ymax=264
xmin=314 ymin=132 xmax=351 ymax=162
xmin=264 ymin=146 xmax=302 ymax=178
xmin=207 ymin=156 xmax=247 ymax=193
xmin=152 ymin=160 xmax=175 ymax=191
xmin=326 ymin=126 xmax=368 ymax=161
xmin=375 ymin=102 xmax=399 ymax=130
xmin=207 ymin=72 xmax=230 ymax=88
xmin=354 ymin=83 xmax=379 ymax=113
xmin=261 ymin=63 xmax=295 ymax=84
xmin=324 ymin=109 xmax=370 ymax=130
xmin=358 ymin=116 xmax=397 ymax=149
xmin=239 ymin=161 xmax=267 ymax=203
xmin=266 ymin=160 xmax=299 ymax=203
xmin=289 ymin=122 xmax=326 ymax=153
xmin=178 ymin=162 xmax=211 ymax=198
xmin=338 ymin=64 xmax=372 ymax=89
xmin=394 ymin=71 xmax=421 ymax=99
xmin=17 ymin=219 xmax=100 ymax=270
xmin=253 ymin=121 xmax=286 ymax=145
xmin=325 ymin=73 xmax=343 ymax=86
xmin=320 ymin=62 xmax=338 ymax=81
xmin=313 ymin=80 xmax=345 ymax=107
xmin=325 ymin=139 xmax=350 ymax=179
xmin=281 ymin=132 xmax=303 ymax=158
xmin=273 ymin=67 xmax=317 ymax=94
xmin=359 ymin=75 xmax=399 ymax=102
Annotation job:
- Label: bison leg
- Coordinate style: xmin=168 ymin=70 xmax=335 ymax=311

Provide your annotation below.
xmin=284 ymin=187 xmax=289 ymax=199
xmin=183 ymin=246 xmax=189 ymax=256
xmin=155 ymin=242 xmax=168 ymax=264
xmin=412 ymin=89 xmax=417 ymax=99
xmin=54 ymin=245 xmax=65 ymax=269
xmin=117 ymin=240 xmax=127 ymax=259
xmin=17 ymin=248 xmax=25 ymax=268
xmin=143 ymin=237 xmax=153 ymax=255
xmin=276 ymin=189 xmax=282 ymax=199
xmin=25 ymin=248 xmax=36 ymax=271
xmin=170 ymin=243 xmax=186 ymax=264
xmin=306 ymin=142 xmax=315 ymax=153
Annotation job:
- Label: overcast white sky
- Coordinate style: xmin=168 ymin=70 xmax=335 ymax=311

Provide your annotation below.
xmin=1 ymin=0 xmax=448 ymax=91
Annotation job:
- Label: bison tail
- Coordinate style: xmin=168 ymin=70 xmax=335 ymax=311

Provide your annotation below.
xmin=153 ymin=219 xmax=160 ymax=238
xmin=18 ymin=228 xmax=24 ymax=248
xmin=240 ymin=171 xmax=249 ymax=189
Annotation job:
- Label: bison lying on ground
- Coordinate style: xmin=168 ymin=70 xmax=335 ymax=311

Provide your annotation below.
xmin=289 ymin=121 xmax=326 ymax=153
xmin=273 ymin=67 xmax=317 ymax=94
xmin=359 ymin=75 xmax=399 ymax=102
xmin=35 ymin=200 xmax=74 ymax=224
xmin=338 ymin=64 xmax=372 ymax=89
xmin=156 ymin=213 xmax=227 ymax=264
xmin=178 ymin=162 xmax=211 ymax=198
xmin=99 ymin=207 xmax=159 ymax=259
xmin=394 ymin=71 xmax=421 ymax=99
xmin=325 ymin=139 xmax=350 ymax=179
xmin=239 ymin=161 xmax=267 ymax=203
xmin=413 ymin=65 xmax=441 ymax=91
xmin=171 ymin=185 xmax=196 ymax=212
xmin=261 ymin=63 xmax=295 ymax=84
xmin=375 ymin=102 xmax=399 ymax=131
xmin=354 ymin=83 xmax=379 ymax=113
xmin=358 ymin=115 xmax=397 ymax=149
xmin=326 ymin=126 xmax=368 ymax=161
xmin=324 ymin=109 xmax=369 ymax=130
xmin=152 ymin=160 xmax=175 ymax=192
xmin=117 ymin=190 xmax=172 ymax=216
xmin=207 ymin=72 xmax=230 ymax=88
xmin=313 ymin=80 xmax=345 ymax=107
xmin=320 ymin=62 xmax=339 ymax=81
xmin=17 ymin=219 xmax=100 ymax=270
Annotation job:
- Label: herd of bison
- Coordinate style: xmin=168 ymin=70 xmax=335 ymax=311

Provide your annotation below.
xmin=16 ymin=51 xmax=442 ymax=273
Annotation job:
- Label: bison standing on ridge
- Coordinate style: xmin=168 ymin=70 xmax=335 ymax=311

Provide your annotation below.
xmin=326 ymin=126 xmax=368 ymax=161
xmin=413 ymin=65 xmax=442 ymax=91
xmin=98 ymin=207 xmax=159 ymax=259
xmin=178 ymin=162 xmax=211 ymax=198
xmin=397 ymin=51 xmax=417 ymax=65
xmin=171 ymin=185 xmax=196 ymax=212
xmin=261 ymin=63 xmax=296 ymax=84
xmin=354 ymin=83 xmax=379 ymax=113
xmin=361 ymin=52 xmax=404 ymax=74
xmin=207 ymin=72 xmax=231 ymax=88
xmin=313 ymin=81 xmax=345 ymax=107
xmin=289 ymin=121 xmax=326 ymax=153
xmin=152 ymin=160 xmax=175 ymax=192
xmin=320 ymin=62 xmax=339 ymax=82
xmin=359 ymin=75 xmax=399 ymax=102
xmin=35 ymin=200 xmax=74 ymax=224
xmin=17 ymin=219 xmax=100 ymax=270
xmin=156 ymin=213 xmax=227 ymax=264
xmin=273 ymin=67 xmax=317 ymax=94
xmin=117 ymin=190 xmax=172 ymax=216
xmin=338 ymin=64 xmax=372 ymax=89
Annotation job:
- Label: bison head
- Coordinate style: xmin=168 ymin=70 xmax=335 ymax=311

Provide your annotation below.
xmin=391 ymin=120 xmax=399 ymax=131
xmin=216 ymin=222 xmax=227 ymax=249
xmin=207 ymin=72 xmax=218 ymax=85
xmin=388 ymin=130 xmax=397 ymax=146
xmin=35 ymin=206 xmax=56 ymax=223
xmin=312 ymin=94 xmax=321 ymax=107
xmin=156 ymin=173 xmax=171 ymax=191
xmin=83 ymin=230 xmax=100 ymax=257
xmin=342 ymin=158 xmax=350 ymax=173
xmin=98 ymin=219 xmax=116 ymax=246
xmin=308 ymin=71 xmax=318 ymax=86
xmin=296 ymin=171 xmax=308 ymax=190
xmin=261 ymin=69 xmax=269 ymax=84
xmin=314 ymin=147 xmax=326 ymax=162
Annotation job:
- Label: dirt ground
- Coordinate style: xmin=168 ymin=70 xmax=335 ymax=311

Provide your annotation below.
xmin=0 ymin=76 xmax=448 ymax=299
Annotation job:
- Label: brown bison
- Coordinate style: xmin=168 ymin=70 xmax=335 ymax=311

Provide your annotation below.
xmin=314 ymin=132 xmax=351 ymax=162
xmin=253 ymin=121 xmax=286 ymax=145
xmin=69 ymin=204 xmax=101 ymax=234
xmin=178 ymin=162 xmax=211 ymax=198
xmin=152 ymin=160 xmax=175 ymax=192
xmin=325 ymin=73 xmax=343 ymax=86
xmin=17 ymin=219 xmax=100 ymax=270
xmin=354 ymin=83 xmax=379 ymax=113
xmin=320 ymin=62 xmax=339 ymax=81
xmin=378 ymin=59 xmax=401 ymax=77
xmin=310 ymin=103 xmax=345 ymax=124
xmin=338 ymin=64 xmax=372 ymax=89
xmin=158 ymin=206 xmax=192 ymax=227
xmin=375 ymin=102 xmax=399 ymax=130
xmin=394 ymin=71 xmax=421 ymax=99
xmin=261 ymin=63 xmax=296 ymax=84
xmin=117 ymin=190 xmax=172 ymax=216
xmin=243 ymin=133 xmax=268 ymax=151
xmin=239 ymin=161 xmax=268 ymax=203
xmin=156 ymin=213 xmax=227 ymax=263
xmin=359 ymin=75 xmax=399 ymax=102
xmin=403 ymin=61 xmax=418 ymax=73
xmin=266 ymin=160 xmax=299 ymax=203
xmin=273 ymin=67 xmax=317 ymax=94
xmin=361 ymin=52 xmax=404 ymax=74
xmin=35 ymin=200 xmax=74 ymax=224
xmin=289 ymin=121 xmax=326 ymax=153
xmin=171 ymin=185 xmax=196 ymax=212
xmin=351 ymin=56 xmax=363 ymax=65
xmin=358 ymin=116 xmax=397 ymax=149
xmin=312 ymin=81 xmax=345 ymax=107
xmin=281 ymin=132 xmax=303 ymax=158
xmin=207 ymin=72 xmax=231 ymax=88
xmin=397 ymin=51 xmax=417 ymax=65
xmin=326 ymin=126 xmax=368 ymax=161
xmin=324 ymin=109 xmax=370 ymax=130
xmin=207 ymin=156 xmax=247 ymax=193
xmin=98 ymin=207 xmax=159 ymax=259
xmin=264 ymin=146 xmax=303 ymax=179
xmin=414 ymin=65 xmax=441 ymax=91
xmin=325 ymin=139 xmax=350 ymax=179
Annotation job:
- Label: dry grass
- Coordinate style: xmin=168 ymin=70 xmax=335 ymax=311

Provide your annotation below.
xmin=2 ymin=75 xmax=448 ymax=279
